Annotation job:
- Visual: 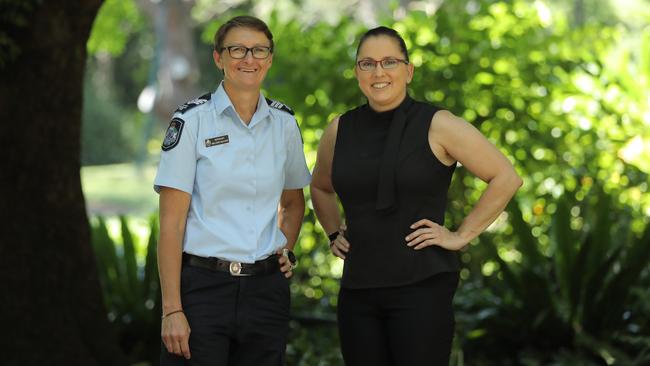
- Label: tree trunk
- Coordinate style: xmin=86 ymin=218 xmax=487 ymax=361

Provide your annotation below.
xmin=0 ymin=1 xmax=126 ymax=365
xmin=137 ymin=0 xmax=201 ymax=127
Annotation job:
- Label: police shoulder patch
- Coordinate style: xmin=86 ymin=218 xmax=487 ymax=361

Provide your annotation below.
xmin=175 ymin=92 xmax=212 ymax=114
xmin=266 ymin=98 xmax=294 ymax=115
xmin=162 ymin=118 xmax=185 ymax=151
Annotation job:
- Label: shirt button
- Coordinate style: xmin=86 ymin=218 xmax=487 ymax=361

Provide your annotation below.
xmin=246 ymin=206 xmax=252 ymax=211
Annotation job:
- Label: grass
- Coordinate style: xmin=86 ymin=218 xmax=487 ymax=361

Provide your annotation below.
xmin=81 ymin=162 xmax=158 ymax=217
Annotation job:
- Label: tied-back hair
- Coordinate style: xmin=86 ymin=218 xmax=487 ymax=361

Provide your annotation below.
xmin=213 ymin=15 xmax=274 ymax=52
xmin=356 ymin=26 xmax=409 ymax=62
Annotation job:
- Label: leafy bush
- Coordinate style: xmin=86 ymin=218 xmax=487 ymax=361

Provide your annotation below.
xmin=81 ymin=78 xmax=141 ymax=165
xmin=455 ymin=186 xmax=650 ymax=365
xmin=91 ymin=215 xmax=161 ymax=364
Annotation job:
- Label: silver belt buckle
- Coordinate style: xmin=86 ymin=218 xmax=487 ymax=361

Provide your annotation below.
xmin=229 ymin=262 xmax=250 ymax=276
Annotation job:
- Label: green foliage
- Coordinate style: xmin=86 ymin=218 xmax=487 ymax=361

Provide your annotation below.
xmin=87 ymin=0 xmax=144 ymax=57
xmin=398 ymin=1 xmax=648 ymax=220
xmin=287 ymin=208 xmax=343 ymax=365
xmin=455 ymin=186 xmax=650 ymax=365
xmin=81 ymin=71 xmax=142 ymax=165
xmin=91 ymin=215 xmax=161 ymax=364
xmin=82 ymin=0 xmax=151 ymax=167
xmin=287 ymin=319 xmax=342 ymax=365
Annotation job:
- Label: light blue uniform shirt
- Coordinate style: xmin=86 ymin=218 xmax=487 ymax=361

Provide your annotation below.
xmin=154 ymin=83 xmax=311 ymax=263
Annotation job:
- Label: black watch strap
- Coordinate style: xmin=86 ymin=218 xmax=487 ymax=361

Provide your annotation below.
xmin=287 ymin=250 xmax=296 ymax=265
xmin=282 ymin=248 xmax=297 ymax=268
xmin=328 ymin=231 xmax=339 ymax=243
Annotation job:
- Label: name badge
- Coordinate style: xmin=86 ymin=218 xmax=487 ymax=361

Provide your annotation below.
xmin=205 ymin=135 xmax=229 ymax=147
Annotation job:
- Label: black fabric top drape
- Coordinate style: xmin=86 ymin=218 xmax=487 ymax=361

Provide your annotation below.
xmin=375 ymin=95 xmax=414 ymax=215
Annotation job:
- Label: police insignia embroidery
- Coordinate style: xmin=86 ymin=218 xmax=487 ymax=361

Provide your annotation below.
xmin=162 ymin=118 xmax=185 ymax=151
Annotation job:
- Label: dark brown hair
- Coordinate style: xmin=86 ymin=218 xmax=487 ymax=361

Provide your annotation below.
xmin=213 ymin=16 xmax=274 ymax=52
xmin=356 ymin=26 xmax=409 ymax=62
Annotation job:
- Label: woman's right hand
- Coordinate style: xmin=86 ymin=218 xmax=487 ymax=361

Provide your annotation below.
xmin=329 ymin=224 xmax=351 ymax=259
xmin=161 ymin=311 xmax=192 ymax=359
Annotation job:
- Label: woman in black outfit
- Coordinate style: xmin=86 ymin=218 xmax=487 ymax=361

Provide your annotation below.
xmin=310 ymin=26 xmax=522 ymax=365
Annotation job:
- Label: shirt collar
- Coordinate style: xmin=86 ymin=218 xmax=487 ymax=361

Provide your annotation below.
xmin=212 ymin=82 xmax=271 ymax=128
xmin=212 ymin=82 xmax=232 ymax=115
xmin=250 ymin=91 xmax=271 ymax=127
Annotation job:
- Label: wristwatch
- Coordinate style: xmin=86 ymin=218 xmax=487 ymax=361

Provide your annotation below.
xmin=282 ymin=248 xmax=297 ymax=269
xmin=328 ymin=231 xmax=339 ymax=245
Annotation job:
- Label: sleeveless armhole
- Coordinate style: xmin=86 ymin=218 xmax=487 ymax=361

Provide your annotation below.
xmin=426 ymin=109 xmax=457 ymax=169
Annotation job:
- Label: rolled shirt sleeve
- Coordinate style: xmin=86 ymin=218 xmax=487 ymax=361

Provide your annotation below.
xmin=153 ymin=115 xmax=197 ymax=194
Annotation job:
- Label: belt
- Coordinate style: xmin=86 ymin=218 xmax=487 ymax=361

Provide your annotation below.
xmin=182 ymin=253 xmax=280 ymax=277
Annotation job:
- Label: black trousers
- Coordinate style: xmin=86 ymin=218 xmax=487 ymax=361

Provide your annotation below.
xmin=337 ymin=272 xmax=459 ymax=366
xmin=161 ymin=264 xmax=290 ymax=366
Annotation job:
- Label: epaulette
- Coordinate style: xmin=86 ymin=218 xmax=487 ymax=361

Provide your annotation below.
xmin=175 ymin=92 xmax=212 ymax=114
xmin=266 ymin=98 xmax=294 ymax=115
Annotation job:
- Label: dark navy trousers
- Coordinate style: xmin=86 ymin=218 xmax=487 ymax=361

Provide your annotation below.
xmin=337 ymin=272 xmax=459 ymax=366
xmin=161 ymin=264 xmax=290 ymax=366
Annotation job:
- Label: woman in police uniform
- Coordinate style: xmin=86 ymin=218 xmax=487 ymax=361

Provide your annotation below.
xmin=155 ymin=16 xmax=310 ymax=366
xmin=310 ymin=27 xmax=522 ymax=365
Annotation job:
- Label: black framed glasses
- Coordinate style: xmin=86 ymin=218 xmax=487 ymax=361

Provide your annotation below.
xmin=356 ymin=57 xmax=409 ymax=71
xmin=220 ymin=45 xmax=272 ymax=59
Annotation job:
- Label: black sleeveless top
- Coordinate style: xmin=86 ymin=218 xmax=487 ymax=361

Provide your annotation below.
xmin=332 ymin=95 xmax=459 ymax=289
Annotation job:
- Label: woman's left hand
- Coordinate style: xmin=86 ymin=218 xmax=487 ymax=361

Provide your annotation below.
xmin=405 ymin=219 xmax=467 ymax=251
